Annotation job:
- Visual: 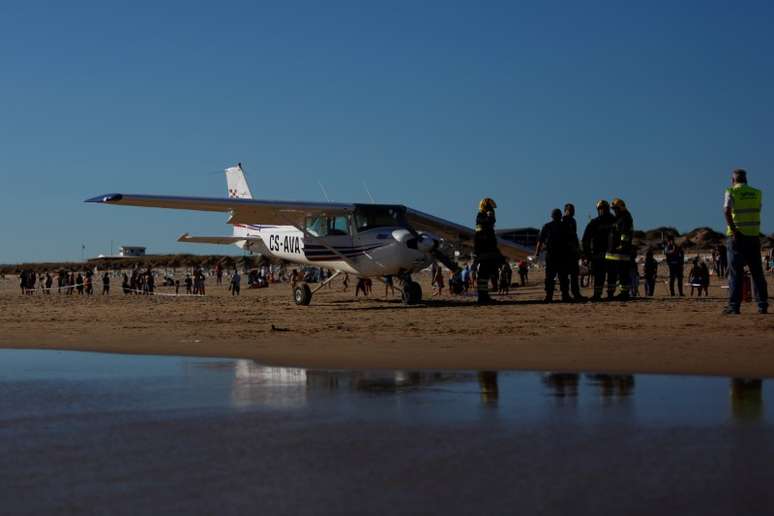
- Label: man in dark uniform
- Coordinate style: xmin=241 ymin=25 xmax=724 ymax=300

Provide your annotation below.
xmin=535 ymin=209 xmax=570 ymax=303
xmin=582 ymin=200 xmax=616 ymax=301
xmin=562 ymin=203 xmax=586 ymax=301
xmin=473 ymin=197 xmax=503 ymax=305
xmin=605 ymin=198 xmax=635 ymax=301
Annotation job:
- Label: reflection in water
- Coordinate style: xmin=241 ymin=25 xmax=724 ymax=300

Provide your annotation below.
xmin=478 ymin=371 xmax=499 ymax=405
xmin=232 ymin=361 xmax=308 ymax=408
xmin=730 ymin=378 xmax=764 ymax=422
xmin=231 ymin=361 xmax=767 ymax=422
xmin=586 ymin=374 xmax=635 ymax=400
xmin=231 ymin=361 xmax=478 ymax=408
xmin=542 ymin=373 xmax=580 ymax=398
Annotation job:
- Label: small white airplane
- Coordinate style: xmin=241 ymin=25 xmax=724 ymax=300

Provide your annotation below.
xmin=86 ymin=164 xmax=530 ymax=306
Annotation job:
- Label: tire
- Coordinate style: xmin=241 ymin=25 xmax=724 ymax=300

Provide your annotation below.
xmin=401 ymin=281 xmax=422 ymax=305
xmin=293 ymin=283 xmax=312 ymax=306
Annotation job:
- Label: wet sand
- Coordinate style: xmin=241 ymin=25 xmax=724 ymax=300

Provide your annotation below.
xmin=1 ymin=272 xmax=772 ymax=376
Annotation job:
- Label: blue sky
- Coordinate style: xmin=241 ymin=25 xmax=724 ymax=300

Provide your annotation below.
xmin=1 ymin=1 xmax=772 ymax=263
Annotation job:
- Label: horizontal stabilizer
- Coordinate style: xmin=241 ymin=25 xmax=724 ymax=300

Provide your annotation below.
xmin=177 ymin=233 xmax=250 ymax=245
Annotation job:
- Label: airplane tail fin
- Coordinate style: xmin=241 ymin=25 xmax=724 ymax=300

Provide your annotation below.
xmin=226 ymin=163 xmax=254 ymax=238
xmin=226 ymin=163 xmax=253 ymax=199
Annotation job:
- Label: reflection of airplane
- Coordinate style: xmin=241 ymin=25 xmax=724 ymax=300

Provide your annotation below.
xmin=86 ymin=164 xmax=530 ymax=306
xmin=231 ymin=360 xmax=308 ymax=408
xmin=230 ymin=361 xmax=477 ymax=408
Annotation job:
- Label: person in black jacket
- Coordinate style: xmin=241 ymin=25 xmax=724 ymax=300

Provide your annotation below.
xmin=605 ymin=198 xmax=635 ymax=301
xmin=562 ymin=203 xmax=586 ymax=301
xmin=643 ymin=249 xmax=658 ymax=297
xmin=582 ymin=200 xmax=616 ymax=301
xmin=663 ymin=237 xmax=685 ymax=296
xmin=536 ymin=209 xmax=570 ymax=303
xmin=473 ymin=197 xmax=503 ymax=304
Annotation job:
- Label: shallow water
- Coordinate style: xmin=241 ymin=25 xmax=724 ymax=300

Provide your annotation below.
xmin=1 ymin=350 xmax=772 ymax=515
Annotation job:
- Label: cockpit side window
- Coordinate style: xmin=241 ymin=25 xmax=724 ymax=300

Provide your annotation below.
xmin=327 ymin=216 xmax=350 ymax=236
xmin=353 ymin=206 xmax=407 ymax=232
xmin=305 ymin=215 xmax=351 ymax=237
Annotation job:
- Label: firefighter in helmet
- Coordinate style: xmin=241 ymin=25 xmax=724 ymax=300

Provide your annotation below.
xmin=473 ymin=197 xmax=503 ymax=304
xmin=605 ymin=198 xmax=635 ymax=300
xmin=582 ymin=200 xmax=616 ymax=300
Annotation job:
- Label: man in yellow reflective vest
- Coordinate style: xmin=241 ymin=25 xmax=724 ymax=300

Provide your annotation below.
xmin=723 ymin=169 xmax=768 ymax=314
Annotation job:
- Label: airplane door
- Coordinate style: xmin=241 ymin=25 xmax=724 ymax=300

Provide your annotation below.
xmin=324 ymin=214 xmax=353 ymax=252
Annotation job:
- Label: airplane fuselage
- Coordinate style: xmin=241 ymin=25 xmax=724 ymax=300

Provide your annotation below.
xmin=237 ymin=224 xmax=433 ymax=277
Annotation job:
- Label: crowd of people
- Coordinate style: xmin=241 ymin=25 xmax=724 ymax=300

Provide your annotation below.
xmin=469 ymin=168 xmax=768 ymax=314
xmin=7 ymin=171 xmax=770 ymax=315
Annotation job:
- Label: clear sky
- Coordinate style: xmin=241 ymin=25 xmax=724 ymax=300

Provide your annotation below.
xmin=1 ymin=1 xmax=772 ymax=263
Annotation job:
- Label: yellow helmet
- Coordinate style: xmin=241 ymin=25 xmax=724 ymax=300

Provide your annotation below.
xmin=611 ymin=198 xmax=626 ymax=209
xmin=479 ymin=197 xmax=497 ymax=211
xmin=596 ymin=199 xmax=609 ymax=210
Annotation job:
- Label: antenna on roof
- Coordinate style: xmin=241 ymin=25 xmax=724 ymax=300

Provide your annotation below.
xmin=317 ymin=181 xmax=331 ymax=202
xmin=363 ymin=181 xmax=375 ymax=203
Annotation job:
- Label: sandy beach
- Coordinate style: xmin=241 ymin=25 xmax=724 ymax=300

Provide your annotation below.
xmin=2 ymin=271 xmax=772 ymax=377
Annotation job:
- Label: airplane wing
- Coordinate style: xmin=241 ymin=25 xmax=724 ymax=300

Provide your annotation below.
xmin=85 ymin=193 xmax=532 ymax=260
xmin=405 ymin=208 xmax=532 ymax=261
xmin=85 ymin=194 xmax=354 ymax=228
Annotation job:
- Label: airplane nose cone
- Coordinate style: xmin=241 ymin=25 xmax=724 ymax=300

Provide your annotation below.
xmin=392 ymin=229 xmax=418 ymax=250
xmin=416 ymin=234 xmax=437 ymax=253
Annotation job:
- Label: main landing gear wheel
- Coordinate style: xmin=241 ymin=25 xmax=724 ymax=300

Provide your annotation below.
xmin=401 ymin=281 xmax=422 ymax=305
xmin=293 ymin=283 xmax=312 ymax=306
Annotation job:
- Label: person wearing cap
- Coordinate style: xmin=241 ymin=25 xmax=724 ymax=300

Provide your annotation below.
xmin=582 ymin=200 xmax=617 ymax=300
xmin=605 ymin=198 xmax=635 ymax=301
xmin=473 ymin=197 xmax=503 ymax=304
xmin=536 ymin=208 xmax=570 ymax=303
xmin=723 ymin=169 xmax=768 ymax=314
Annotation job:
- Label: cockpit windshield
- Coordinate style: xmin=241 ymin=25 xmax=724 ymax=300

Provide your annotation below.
xmin=353 ymin=205 xmax=408 ymax=233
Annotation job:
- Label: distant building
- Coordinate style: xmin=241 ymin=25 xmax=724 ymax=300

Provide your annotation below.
xmin=496 ymin=227 xmax=539 ymax=251
xmin=119 ymin=246 xmax=146 ymax=257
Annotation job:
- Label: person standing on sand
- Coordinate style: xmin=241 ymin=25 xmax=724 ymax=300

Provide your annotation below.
xmin=383 ymin=275 xmax=395 ymax=297
xmin=473 ymin=197 xmax=503 ymax=305
xmin=432 ymin=266 xmax=445 ymax=296
xmin=723 ymin=169 xmax=768 ymax=315
xmin=664 ymin=236 xmax=685 ymax=297
xmin=582 ymin=200 xmax=616 ymax=301
xmin=76 ymin=273 xmax=84 ymax=295
xmin=562 ymin=203 xmax=586 ymax=301
xmin=699 ymin=259 xmax=710 ymax=297
xmin=230 ymin=270 xmax=241 ymax=296
xmin=517 ymin=260 xmax=528 ymax=286
xmin=688 ymin=257 xmax=703 ymax=297
xmin=102 ymin=272 xmax=110 ymax=295
xmin=643 ymin=249 xmax=658 ymax=297
xmin=605 ymin=198 xmax=635 ymax=301
xmin=536 ymin=208 xmax=570 ymax=303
